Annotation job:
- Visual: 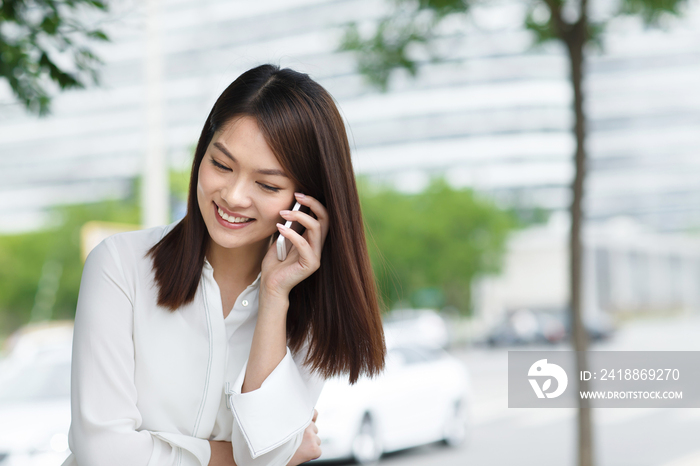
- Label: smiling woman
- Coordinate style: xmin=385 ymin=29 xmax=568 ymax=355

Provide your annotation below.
xmin=63 ymin=65 xmax=386 ymax=466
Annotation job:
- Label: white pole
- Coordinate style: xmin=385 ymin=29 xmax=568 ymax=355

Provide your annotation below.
xmin=142 ymin=0 xmax=169 ymax=228
xmin=30 ymin=260 xmax=63 ymax=322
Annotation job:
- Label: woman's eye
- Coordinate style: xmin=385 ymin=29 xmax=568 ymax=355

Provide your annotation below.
xmin=258 ymin=183 xmax=281 ymax=193
xmin=209 ymin=157 xmax=279 ymax=192
xmin=210 ymin=159 xmax=231 ymax=171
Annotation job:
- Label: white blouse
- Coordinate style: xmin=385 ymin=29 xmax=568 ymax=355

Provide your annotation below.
xmin=62 ymin=223 xmax=325 ymax=466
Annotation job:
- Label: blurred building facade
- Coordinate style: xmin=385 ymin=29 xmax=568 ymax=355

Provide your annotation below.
xmin=1 ymin=0 xmax=699 ymax=234
xmin=475 ymin=216 xmax=700 ymax=326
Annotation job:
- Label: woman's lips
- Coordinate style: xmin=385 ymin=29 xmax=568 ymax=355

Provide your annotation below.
xmin=215 ymin=202 xmax=253 ymax=219
xmin=214 ymin=203 xmax=255 ymax=230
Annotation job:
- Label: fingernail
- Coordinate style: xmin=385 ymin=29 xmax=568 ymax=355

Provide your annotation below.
xmin=280 ymin=210 xmax=291 ymax=216
xmin=276 ymin=223 xmax=287 ymax=229
xmin=294 ymin=192 xmax=305 ymax=199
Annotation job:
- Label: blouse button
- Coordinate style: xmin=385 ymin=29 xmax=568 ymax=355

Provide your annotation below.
xmin=242 ymin=300 xmax=249 ymax=307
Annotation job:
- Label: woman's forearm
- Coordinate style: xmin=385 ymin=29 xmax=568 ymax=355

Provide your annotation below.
xmin=241 ymin=295 xmax=289 ymax=393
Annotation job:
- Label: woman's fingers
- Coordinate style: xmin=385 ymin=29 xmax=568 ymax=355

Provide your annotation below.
xmin=280 ymin=193 xmax=329 ymax=257
xmin=279 ymin=209 xmax=322 ymax=256
xmin=276 ymin=223 xmax=319 ymax=270
xmin=310 ymin=409 xmax=321 ymax=444
xmin=293 ymin=193 xmax=329 ymax=238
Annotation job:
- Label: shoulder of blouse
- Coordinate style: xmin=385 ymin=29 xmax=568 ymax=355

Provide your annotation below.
xmin=101 ymin=220 xmax=181 ymax=266
xmin=82 ymin=221 xmax=183 ymax=299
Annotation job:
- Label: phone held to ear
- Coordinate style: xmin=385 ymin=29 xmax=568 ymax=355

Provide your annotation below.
xmin=277 ymin=201 xmax=311 ymax=261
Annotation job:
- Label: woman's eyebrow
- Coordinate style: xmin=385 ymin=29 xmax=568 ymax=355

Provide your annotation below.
xmin=213 ymin=142 xmax=288 ymax=177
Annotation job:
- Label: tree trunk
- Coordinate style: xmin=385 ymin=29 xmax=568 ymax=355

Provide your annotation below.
xmin=566 ymin=19 xmax=595 ymax=466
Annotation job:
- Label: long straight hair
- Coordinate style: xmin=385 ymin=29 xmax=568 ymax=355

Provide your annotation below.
xmin=148 ymin=64 xmax=385 ymax=383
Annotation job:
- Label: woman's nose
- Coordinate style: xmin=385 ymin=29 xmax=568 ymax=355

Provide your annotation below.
xmin=220 ymin=180 xmax=253 ymax=209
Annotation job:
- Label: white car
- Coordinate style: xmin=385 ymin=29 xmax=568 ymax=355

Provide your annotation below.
xmin=382 ymin=309 xmax=451 ymax=350
xmin=0 ymin=322 xmax=73 ymax=466
xmin=312 ymin=345 xmax=471 ymax=464
xmin=0 ymin=346 xmax=72 ymax=466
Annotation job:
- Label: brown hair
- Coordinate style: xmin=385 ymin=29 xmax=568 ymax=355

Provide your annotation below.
xmin=147 ymin=64 xmax=385 ymax=383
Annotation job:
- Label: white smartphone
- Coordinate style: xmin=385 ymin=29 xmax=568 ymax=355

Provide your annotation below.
xmin=276 ymin=201 xmax=311 ymax=261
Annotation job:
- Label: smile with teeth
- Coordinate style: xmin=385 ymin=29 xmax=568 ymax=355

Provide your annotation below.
xmin=217 ymin=206 xmax=254 ymax=224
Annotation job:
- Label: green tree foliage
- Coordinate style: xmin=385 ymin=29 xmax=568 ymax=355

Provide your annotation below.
xmin=359 ymin=177 xmax=516 ymax=314
xmin=0 ymin=0 xmax=109 ymax=115
xmin=0 ymin=194 xmax=138 ymax=335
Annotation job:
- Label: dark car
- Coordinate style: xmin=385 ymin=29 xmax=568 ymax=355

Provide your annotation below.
xmin=485 ymin=308 xmax=614 ymax=347
xmin=559 ymin=309 xmax=616 ymax=342
xmin=485 ymin=309 xmax=563 ymax=346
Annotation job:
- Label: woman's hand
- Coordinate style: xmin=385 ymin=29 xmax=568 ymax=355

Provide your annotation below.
xmin=287 ymin=409 xmax=322 ymax=466
xmin=206 ymin=410 xmax=320 ymax=466
xmin=260 ymin=192 xmax=329 ymax=302
xmin=208 ymin=441 xmax=236 ymax=466
xmin=212 ymin=405 xmax=322 ymax=466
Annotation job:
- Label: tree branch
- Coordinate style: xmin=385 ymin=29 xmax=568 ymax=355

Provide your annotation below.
xmin=578 ymin=0 xmax=589 ymax=29
xmin=543 ymin=0 xmax=570 ymax=41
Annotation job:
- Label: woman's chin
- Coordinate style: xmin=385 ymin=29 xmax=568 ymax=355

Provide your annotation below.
xmin=207 ymin=226 xmax=272 ymax=251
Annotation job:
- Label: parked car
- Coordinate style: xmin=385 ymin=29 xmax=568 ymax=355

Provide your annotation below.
xmin=560 ymin=309 xmax=616 ymax=342
xmin=2 ymin=321 xmax=74 ymax=361
xmin=484 ymin=308 xmax=615 ymax=347
xmin=312 ymin=345 xmax=471 ymax=464
xmin=383 ymin=309 xmax=450 ymax=349
xmin=484 ymin=309 xmax=557 ymax=346
xmin=0 ymin=340 xmax=72 ymax=465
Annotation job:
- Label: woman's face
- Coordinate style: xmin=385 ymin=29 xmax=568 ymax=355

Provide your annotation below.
xmin=197 ymin=116 xmax=296 ymax=253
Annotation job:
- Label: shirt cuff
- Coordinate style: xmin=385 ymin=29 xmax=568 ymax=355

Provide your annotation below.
xmin=150 ymin=432 xmax=212 ymax=466
xmin=227 ymin=347 xmax=316 ymax=459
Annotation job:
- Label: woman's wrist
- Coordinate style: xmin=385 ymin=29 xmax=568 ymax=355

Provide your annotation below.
xmin=259 ymin=275 xmax=289 ymax=300
xmin=259 ymin=289 xmax=290 ymax=315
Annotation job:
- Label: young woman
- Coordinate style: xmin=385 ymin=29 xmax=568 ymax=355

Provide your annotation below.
xmin=63 ymin=64 xmax=386 ymax=466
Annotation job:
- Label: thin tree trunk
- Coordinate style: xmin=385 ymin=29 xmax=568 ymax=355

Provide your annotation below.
xmin=567 ymin=18 xmax=594 ymax=466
